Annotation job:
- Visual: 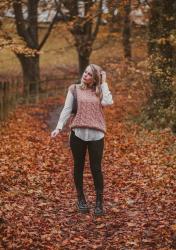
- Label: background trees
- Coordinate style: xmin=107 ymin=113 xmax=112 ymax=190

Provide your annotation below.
xmin=12 ymin=0 xmax=62 ymax=97
xmin=61 ymin=0 xmax=104 ymax=75
xmin=122 ymin=0 xmax=132 ymax=59
xmin=147 ymin=0 xmax=176 ymax=130
xmin=1 ymin=0 xmax=176 ymax=131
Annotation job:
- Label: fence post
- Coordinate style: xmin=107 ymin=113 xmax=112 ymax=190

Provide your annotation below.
xmin=0 ymin=82 xmax=3 ymax=121
xmin=3 ymin=81 xmax=9 ymax=119
xmin=0 ymin=79 xmax=22 ymax=123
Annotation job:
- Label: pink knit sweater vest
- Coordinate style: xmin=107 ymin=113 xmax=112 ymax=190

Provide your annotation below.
xmin=69 ymin=84 xmax=106 ymax=133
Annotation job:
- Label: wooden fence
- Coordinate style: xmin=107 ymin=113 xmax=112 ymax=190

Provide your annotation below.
xmin=0 ymin=76 xmax=77 ymax=123
xmin=0 ymin=80 xmax=22 ymax=121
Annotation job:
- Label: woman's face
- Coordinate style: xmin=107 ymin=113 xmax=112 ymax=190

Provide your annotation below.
xmin=82 ymin=66 xmax=94 ymax=87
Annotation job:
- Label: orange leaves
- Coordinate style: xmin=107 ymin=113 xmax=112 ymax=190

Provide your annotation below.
xmin=96 ymin=223 xmax=105 ymax=229
xmin=0 ymin=63 xmax=176 ymax=249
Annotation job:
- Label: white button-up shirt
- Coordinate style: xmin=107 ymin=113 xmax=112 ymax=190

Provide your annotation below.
xmin=56 ymin=82 xmax=113 ymax=141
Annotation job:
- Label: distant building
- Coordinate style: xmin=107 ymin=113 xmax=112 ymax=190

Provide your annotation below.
xmin=4 ymin=2 xmax=69 ymax=23
xmin=130 ymin=5 xmax=150 ymax=26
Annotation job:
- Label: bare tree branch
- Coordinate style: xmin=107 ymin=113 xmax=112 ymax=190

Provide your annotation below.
xmin=38 ymin=0 xmax=62 ymax=50
xmin=27 ymin=0 xmax=39 ymax=46
xmin=12 ymin=0 xmax=34 ymax=48
xmin=92 ymin=0 xmax=103 ymax=40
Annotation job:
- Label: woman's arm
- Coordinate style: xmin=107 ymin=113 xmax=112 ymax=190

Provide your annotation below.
xmin=55 ymin=89 xmax=74 ymax=130
xmin=101 ymin=82 xmax=114 ymax=106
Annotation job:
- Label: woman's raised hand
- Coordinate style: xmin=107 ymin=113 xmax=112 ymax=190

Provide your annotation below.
xmin=51 ymin=129 xmax=61 ymax=138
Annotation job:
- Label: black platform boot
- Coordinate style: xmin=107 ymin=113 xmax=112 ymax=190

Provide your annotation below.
xmin=94 ymin=191 xmax=104 ymax=216
xmin=77 ymin=192 xmax=89 ymax=214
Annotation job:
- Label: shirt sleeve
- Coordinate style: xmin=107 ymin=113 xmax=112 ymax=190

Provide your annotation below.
xmin=101 ymin=82 xmax=114 ymax=106
xmin=55 ymin=90 xmax=74 ymax=130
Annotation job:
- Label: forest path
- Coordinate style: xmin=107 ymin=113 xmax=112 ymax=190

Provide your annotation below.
xmin=0 ymin=82 xmax=175 ymax=250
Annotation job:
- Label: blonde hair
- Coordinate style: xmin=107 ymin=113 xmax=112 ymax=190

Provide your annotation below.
xmin=79 ymin=64 xmax=103 ymax=100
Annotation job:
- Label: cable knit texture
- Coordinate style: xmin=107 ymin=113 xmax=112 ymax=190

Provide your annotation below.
xmin=69 ymin=84 xmax=106 ymax=133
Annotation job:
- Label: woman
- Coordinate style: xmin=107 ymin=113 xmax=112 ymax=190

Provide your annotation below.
xmin=51 ymin=64 xmax=113 ymax=215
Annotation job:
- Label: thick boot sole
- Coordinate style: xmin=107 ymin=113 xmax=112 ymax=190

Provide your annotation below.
xmin=94 ymin=210 xmax=104 ymax=216
xmin=77 ymin=203 xmax=90 ymax=214
xmin=77 ymin=207 xmax=90 ymax=214
xmin=94 ymin=206 xmax=104 ymax=216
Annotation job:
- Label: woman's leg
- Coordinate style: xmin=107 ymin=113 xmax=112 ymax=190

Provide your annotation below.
xmin=69 ymin=130 xmax=89 ymax=212
xmin=70 ymin=130 xmax=87 ymax=195
xmin=88 ymin=138 xmax=104 ymax=193
xmin=88 ymin=137 xmax=104 ymax=215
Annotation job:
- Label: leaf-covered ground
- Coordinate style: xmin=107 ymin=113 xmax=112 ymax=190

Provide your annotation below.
xmin=0 ymin=64 xmax=176 ymax=250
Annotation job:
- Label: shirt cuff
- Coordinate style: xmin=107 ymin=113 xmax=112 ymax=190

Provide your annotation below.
xmin=101 ymin=82 xmax=109 ymax=91
xmin=56 ymin=121 xmax=64 ymax=130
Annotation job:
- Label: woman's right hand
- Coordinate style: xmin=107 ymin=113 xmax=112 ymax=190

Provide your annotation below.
xmin=51 ymin=129 xmax=61 ymax=138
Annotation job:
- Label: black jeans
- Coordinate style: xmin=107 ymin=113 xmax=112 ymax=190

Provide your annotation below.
xmin=70 ymin=130 xmax=104 ymax=195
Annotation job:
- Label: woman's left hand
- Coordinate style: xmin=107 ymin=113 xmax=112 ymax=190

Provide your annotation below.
xmin=101 ymin=71 xmax=106 ymax=84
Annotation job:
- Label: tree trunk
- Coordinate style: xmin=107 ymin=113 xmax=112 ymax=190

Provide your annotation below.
xmin=67 ymin=0 xmax=103 ymax=76
xmin=78 ymin=53 xmax=90 ymax=76
xmin=74 ymin=20 xmax=93 ymax=76
xmin=77 ymin=39 xmax=92 ymax=76
xmin=122 ymin=0 xmax=132 ymax=59
xmin=17 ymin=54 xmax=40 ymax=98
xmin=13 ymin=0 xmax=58 ymax=99
xmin=148 ymin=0 xmax=161 ymax=54
xmin=146 ymin=0 xmax=176 ymax=129
xmin=148 ymin=0 xmax=175 ymax=106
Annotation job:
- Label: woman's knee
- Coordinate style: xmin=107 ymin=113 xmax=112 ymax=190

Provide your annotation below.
xmin=91 ymin=165 xmax=103 ymax=175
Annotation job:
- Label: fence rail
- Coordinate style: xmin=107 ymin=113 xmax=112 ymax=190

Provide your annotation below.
xmin=0 ymin=76 xmax=78 ymax=123
xmin=0 ymin=80 xmax=22 ymax=121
